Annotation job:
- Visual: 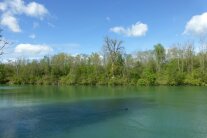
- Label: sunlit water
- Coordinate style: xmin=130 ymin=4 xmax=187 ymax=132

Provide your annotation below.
xmin=0 ymin=86 xmax=207 ymax=138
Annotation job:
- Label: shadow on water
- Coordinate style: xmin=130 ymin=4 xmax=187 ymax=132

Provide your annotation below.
xmin=0 ymin=97 xmax=153 ymax=138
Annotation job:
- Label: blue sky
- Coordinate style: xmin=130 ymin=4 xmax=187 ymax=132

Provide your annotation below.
xmin=0 ymin=0 xmax=207 ymax=59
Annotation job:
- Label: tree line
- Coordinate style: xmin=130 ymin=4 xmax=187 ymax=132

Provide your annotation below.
xmin=1 ymin=36 xmax=207 ymax=86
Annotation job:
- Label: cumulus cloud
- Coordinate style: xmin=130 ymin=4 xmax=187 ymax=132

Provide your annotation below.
xmin=0 ymin=2 xmax=7 ymax=11
xmin=110 ymin=22 xmax=148 ymax=37
xmin=15 ymin=44 xmax=53 ymax=55
xmin=184 ymin=12 xmax=207 ymax=36
xmin=24 ymin=2 xmax=48 ymax=18
xmin=1 ymin=13 xmax=21 ymax=32
xmin=0 ymin=0 xmax=48 ymax=32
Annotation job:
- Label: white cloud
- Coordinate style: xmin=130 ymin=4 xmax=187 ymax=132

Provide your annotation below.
xmin=1 ymin=13 xmax=21 ymax=32
xmin=24 ymin=2 xmax=48 ymax=19
xmin=110 ymin=26 xmax=126 ymax=34
xmin=0 ymin=0 xmax=48 ymax=18
xmin=15 ymin=44 xmax=53 ymax=55
xmin=184 ymin=12 xmax=207 ymax=36
xmin=110 ymin=22 xmax=148 ymax=37
xmin=0 ymin=2 xmax=7 ymax=11
xmin=0 ymin=0 xmax=48 ymax=32
xmin=29 ymin=34 xmax=36 ymax=39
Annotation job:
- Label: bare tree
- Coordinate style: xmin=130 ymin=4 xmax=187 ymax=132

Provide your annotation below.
xmin=103 ymin=36 xmax=124 ymax=78
xmin=0 ymin=29 xmax=9 ymax=56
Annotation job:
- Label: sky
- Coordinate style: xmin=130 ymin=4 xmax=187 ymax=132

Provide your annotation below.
xmin=0 ymin=0 xmax=207 ymax=60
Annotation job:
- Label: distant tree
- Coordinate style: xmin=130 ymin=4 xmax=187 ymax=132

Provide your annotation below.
xmin=199 ymin=38 xmax=207 ymax=73
xmin=183 ymin=42 xmax=194 ymax=72
xmin=1 ymin=33 xmax=207 ymax=86
xmin=103 ymin=36 xmax=124 ymax=78
xmin=154 ymin=44 xmax=165 ymax=72
xmin=167 ymin=45 xmax=183 ymax=72
xmin=0 ymin=29 xmax=9 ymax=83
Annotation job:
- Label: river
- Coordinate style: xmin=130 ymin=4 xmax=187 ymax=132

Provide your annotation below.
xmin=0 ymin=86 xmax=207 ymax=138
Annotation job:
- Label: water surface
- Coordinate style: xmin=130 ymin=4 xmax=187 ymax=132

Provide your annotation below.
xmin=0 ymin=86 xmax=207 ymax=138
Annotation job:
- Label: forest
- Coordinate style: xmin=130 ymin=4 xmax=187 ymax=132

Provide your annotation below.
xmin=0 ymin=36 xmax=207 ymax=86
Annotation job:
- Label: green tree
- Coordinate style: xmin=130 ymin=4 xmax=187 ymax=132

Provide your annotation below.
xmin=154 ymin=44 xmax=165 ymax=72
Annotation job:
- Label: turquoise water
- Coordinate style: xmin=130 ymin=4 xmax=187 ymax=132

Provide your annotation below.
xmin=0 ymin=86 xmax=207 ymax=138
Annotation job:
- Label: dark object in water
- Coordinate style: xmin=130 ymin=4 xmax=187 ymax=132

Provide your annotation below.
xmin=124 ymin=108 xmax=128 ymax=111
